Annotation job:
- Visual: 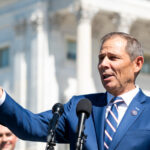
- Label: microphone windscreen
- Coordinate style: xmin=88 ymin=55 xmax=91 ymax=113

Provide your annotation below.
xmin=76 ymin=99 xmax=92 ymax=118
xmin=52 ymin=103 xmax=64 ymax=116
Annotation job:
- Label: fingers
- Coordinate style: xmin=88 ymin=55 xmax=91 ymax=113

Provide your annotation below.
xmin=0 ymin=87 xmax=3 ymax=98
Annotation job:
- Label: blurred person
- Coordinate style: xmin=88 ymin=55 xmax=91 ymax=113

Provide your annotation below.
xmin=0 ymin=125 xmax=17 ymax=150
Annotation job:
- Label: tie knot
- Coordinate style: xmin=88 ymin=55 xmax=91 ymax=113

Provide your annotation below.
xmin=111 ymin=96 xmax=124 ymax=106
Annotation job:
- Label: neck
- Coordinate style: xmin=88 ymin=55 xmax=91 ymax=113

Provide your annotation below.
xmin=110 ymin=85 xmax=136 ymax=96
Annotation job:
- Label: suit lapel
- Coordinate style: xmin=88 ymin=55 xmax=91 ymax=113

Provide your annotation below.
xmin=109 ymin=89 xmax=146 ymax=150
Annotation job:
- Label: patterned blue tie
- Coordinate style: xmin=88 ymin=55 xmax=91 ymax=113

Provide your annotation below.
xmin=104 ymin=97 xmax=124 ymax=150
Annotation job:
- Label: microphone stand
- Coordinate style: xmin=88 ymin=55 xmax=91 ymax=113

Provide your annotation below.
xmin=76 ymin=133 xmax=87 ymax=150
xmin=45 ymin=103 xmax=64 ymax=150
xmin=75 ymin=113 xmax=88 ymax=150
xmin=45 ymin=129 xmax=56 ymax=150
xmin=75 ymin=99 xmax=92 ymax=150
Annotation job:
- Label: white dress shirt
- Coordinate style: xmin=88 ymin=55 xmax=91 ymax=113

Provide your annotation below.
xmin=0 ymin=89 xmax=6 ymax=105
xmin=106 ymin=87 xmax=139 ymax=126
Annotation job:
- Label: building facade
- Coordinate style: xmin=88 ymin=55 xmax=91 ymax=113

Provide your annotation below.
xmin=0 ymin=0 xmax=150 ymax=150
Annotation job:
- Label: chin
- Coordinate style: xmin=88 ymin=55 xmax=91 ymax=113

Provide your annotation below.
xmin=105 ymin=85 xmax=117 ymax=94
xmin=104 ymin=83 xmax=115 ymax=90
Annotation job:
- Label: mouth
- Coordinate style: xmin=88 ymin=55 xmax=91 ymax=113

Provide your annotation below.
xmin=1 ymin=143 xmax=11 ymax=148
xmin=102 ymin=73 xmax=114 ymax=80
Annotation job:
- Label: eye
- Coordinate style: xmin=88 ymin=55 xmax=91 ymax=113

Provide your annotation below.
xmin=6 ymin=133 xmax=12 ymax=137
xmin=98 ymin=55 xmax=104 ymax=63
xmin=109 ymin=56 xmax=118 ymax=60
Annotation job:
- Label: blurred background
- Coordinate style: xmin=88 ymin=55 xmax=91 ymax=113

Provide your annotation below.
xmin=0 ymin=0 xmax=150 ymax=150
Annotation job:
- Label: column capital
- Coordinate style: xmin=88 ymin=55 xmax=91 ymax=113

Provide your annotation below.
xmin=75 ymin=4 xmax=96 ymax=24
xmin=29 ymin=10 xmax=44 ymax=32
xmin=118 ymin=13 xmax=137 ymax=33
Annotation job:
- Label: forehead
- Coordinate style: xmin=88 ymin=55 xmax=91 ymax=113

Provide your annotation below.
xmin=100 ymin=36 xmax=128 ymax=54
xmin=0 ymin=125 xmax=11 ymax=134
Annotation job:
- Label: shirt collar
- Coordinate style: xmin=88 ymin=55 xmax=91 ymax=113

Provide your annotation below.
xmin=107 ymin=86 xmax=139 ymax=106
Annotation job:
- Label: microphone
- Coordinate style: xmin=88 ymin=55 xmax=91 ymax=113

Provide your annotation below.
xmin=76 ymin=99 xmax=92 ymax=150
xmin=49 ymin=103 xmax=64 ymax=131
xmin=46 ymin=103 xmax=64 ymax=150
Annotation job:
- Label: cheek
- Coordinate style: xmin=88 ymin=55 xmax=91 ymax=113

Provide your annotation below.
xmin=11 ymin=137 xmax=17 ymax=143
xmin=98 ymin=63 xmax=101 ymax=71
xmin=119 ymin=66 xmax=134 ymax=80
xmin=5 ymin=137 xmax=13 ymax=142
xmin=113 ymin=66 xmax=128 ymax=80
xmin=98 ymin=65 xmax=102 ymax=76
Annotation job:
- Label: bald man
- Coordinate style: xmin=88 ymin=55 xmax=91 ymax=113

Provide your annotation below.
xmin=0 ymin=125 xmax=17 ymax=150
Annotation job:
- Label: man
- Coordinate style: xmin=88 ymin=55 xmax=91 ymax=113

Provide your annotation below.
xmin=0 ymin=125 xmax=17 ymax=150
xmin=0 ymin=32 xmax=149 ymax=150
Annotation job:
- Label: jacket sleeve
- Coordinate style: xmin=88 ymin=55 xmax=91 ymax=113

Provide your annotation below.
xmin=0 ymin=92 xmax=80 ymax=143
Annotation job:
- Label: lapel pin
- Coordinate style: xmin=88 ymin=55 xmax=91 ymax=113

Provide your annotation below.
xmin=131 ymin=110 xmax=138 ymax=116
xmin=135 ymin=107 xmax=140 ymax=111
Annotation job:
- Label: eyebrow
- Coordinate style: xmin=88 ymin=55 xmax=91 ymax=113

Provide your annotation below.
xmin=99 ymin=52 xmax=117 ymax=56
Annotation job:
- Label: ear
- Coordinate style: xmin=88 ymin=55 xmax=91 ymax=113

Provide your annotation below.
xmin=134 ymin=56 xmax=144 ymax=73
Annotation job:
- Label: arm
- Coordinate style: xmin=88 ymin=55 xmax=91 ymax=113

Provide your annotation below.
xmin=0 ymin=90 xmax=54 ymax=142
xmin=0 ymin=89 xmax=74 ymax=143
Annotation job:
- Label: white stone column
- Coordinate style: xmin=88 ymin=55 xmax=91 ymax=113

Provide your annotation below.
xmin=117 ymin=13 xmax=136 ymax=33
xmin=29 ymin=8 xmax=59 ymax=150
xmin=13 ymin=18 xmax=27 ymax=150
xmin=76 ymin=7 xmax=96 ymax=94
xmin=29 ymin=9 xmax=59 ymax=112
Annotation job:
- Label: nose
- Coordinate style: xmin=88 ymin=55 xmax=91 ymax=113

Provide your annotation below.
xmin=1 ymin=135 xmax=8 ymax=142
xmin=98 ymin=56 xmax=110 ymax=71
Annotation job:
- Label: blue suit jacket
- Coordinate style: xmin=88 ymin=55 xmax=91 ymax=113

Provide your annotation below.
xmin=0 ymin=89 xmax=150 ymax=150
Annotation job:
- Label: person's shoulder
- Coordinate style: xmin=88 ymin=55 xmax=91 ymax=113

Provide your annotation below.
xmin=63 ymin=92 xmax=107 ymax=114
xmin=67 ymin=92 xmax=107 ymax=107
xmin=71 ymin=92 xmax=105 ymax=100
xmin=138 ymin=88 xmax=150 ymax=103
xmin=140 ymin=89 xmax=150 ymax=98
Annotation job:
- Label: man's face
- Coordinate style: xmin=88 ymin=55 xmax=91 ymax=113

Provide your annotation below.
xmin=98 ymin=36 xmax=137 ymax=96
xmin=0 ymin=125 xmax=17 ymax=150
